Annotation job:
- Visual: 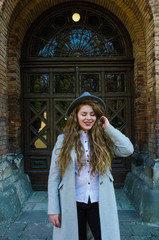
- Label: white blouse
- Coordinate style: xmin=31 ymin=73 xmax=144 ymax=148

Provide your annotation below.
xmin=75 ymin=130 xmax=99 ymax=203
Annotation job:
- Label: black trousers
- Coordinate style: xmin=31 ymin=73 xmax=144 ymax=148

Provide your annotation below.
xmin=76 ymin=199 xmax=101 ymax=240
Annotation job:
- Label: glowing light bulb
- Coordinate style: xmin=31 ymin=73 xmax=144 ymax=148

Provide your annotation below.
xmin=72 ymin=13 xmax=80 ymax=22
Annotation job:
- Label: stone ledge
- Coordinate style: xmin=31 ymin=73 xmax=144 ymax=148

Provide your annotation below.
xmin=0 ymin=154 xmax=32 ymax=223
xmin=124 ymin=172 xmax=159 ymax=224
xmin=0 ymin=187 xmax=21 ymax=222
xmin=0 ymin=174 xmax=32 ymax=222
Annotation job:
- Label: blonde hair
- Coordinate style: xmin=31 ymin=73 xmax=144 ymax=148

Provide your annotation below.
xmin=57 ymin=100 xmax=114 ymax=177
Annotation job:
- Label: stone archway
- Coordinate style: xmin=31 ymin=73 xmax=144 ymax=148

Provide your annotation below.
xmin=21 ymin=3 xmax=134 ymax=189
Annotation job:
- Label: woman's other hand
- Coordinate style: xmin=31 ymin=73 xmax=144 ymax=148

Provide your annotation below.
xmin=100 ymin=116 xmax=110 ymax=129
xmin=49 ymin=214 xmax=61 ymax=228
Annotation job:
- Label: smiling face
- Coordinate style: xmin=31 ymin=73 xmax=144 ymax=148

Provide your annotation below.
xmin=77 ymin=104 xmax=97 ymax=131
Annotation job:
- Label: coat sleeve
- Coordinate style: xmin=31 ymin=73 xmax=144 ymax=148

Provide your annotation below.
xmin=105 ymin=124 xmax=134 ymax=157
xmin=48 ymin=134 xmax=64 ymax=215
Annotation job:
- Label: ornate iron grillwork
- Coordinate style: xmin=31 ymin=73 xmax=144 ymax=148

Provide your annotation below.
xmin=105 ymin=73 xmax=126 ymax=92
xmin=80 ymin=73 xmax=100 ymax=92
xmin=55 ymin=74 xmax=74 ymax=93
xmin=31 ymin=9 xmax=125 ymax=57
xmin=29 ymin=74 xmax=49 ymax=93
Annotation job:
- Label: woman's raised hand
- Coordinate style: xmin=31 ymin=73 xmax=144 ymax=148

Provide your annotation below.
xmin=100 ymin=116 xmax=110 ymax=129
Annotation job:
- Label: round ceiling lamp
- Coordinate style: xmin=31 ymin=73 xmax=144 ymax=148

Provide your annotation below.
xmin=72 ymin=13 xmax=80 ymax=22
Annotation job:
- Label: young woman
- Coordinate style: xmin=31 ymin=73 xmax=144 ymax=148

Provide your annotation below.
xmin=48 ymin=92 xmax=134 ymax=240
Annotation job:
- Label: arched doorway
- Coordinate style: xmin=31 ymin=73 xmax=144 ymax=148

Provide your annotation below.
xmin=21 ymin=2 xmax=133 ymax=190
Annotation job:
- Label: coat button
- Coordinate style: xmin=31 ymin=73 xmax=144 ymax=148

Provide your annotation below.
xmin=100 ymin=181 xmax=103 ymax=185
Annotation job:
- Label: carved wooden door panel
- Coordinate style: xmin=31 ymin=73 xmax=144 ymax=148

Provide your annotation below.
xmin=23 ymin=66 xmax=132 ymax=189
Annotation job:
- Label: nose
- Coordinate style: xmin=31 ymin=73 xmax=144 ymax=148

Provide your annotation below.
xmin=86 ymin=114 xmax=91 ymax=119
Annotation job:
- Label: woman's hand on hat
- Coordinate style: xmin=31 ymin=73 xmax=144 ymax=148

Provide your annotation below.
xmin=100 ymin=116 xmax=110 ymax=129
xmin=49 ymin=214 xmax=61 ymax=228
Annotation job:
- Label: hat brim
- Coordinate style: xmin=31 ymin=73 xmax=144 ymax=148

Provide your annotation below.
xmin=67 ymin=95 xmax=106 ymax=115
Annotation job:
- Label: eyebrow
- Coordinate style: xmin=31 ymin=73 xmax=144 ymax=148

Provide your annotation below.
xmin=81 ymin=111 xmax=95 ymax=113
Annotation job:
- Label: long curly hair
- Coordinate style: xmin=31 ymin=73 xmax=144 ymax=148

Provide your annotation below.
xmin=57 ymin=100 xmax=114 ymax=177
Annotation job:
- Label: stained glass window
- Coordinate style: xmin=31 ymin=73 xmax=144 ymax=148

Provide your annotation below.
xmin=30 ymin=9 xmax=125 ymax=57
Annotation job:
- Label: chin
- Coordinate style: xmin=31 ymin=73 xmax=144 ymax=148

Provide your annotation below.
xmin=82 ymin=126 xmax=92 ymax=131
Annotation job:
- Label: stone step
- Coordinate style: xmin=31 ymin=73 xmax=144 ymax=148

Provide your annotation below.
xmin=0 ymin=190 xmax=159 ymax=240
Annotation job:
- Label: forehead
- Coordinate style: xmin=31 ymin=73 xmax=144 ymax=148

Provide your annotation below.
xmin=78 ymin=104 xmax=94 ymax=112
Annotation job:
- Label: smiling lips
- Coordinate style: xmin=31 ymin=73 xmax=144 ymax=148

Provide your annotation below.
xmin=84 ymin=121 xmax=93 ymax=126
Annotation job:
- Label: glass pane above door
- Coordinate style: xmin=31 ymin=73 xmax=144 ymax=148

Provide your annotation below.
xmin=30 ymin=9 xmax=126 ymax=58
xmin=29 ymin=74 xmax=49 ymax=93
xmin=80 ymin=73 xmax=100 ymax=92
xmin=105 ymin=73 xmax=126 ymax=92
xmin=54 ymin=74 xmax=74 ymax=93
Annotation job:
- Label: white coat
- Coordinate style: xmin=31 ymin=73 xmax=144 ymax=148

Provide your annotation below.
xmin=48 ymin=125 xmax=134 ymax=240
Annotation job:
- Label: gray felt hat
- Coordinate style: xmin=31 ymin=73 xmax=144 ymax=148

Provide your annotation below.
xmin=67 ymin=92 xmax=106 ymax=115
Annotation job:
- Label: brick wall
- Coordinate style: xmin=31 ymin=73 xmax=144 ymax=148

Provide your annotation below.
xmin=149 ymin=1 xmax=159 ymax=161
xmin=0 ymin=5 xmax=8 ymax=156
xmin=7 ymin=35 xmax=21 ymax=152
xmin=0 ymin=0 xmax=158 ymax=181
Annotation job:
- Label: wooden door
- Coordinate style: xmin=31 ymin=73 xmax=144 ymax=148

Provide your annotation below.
xmin=23 ymin=65 xmax=133 ymax=189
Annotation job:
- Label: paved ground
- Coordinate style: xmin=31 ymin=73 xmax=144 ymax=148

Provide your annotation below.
xmin=0 ymin=189 xmax=159 ymax=240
